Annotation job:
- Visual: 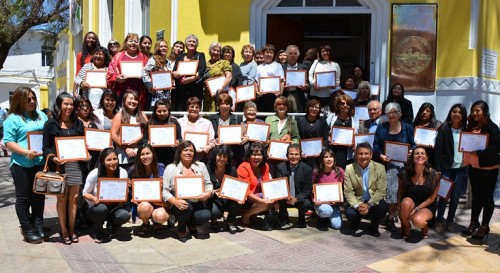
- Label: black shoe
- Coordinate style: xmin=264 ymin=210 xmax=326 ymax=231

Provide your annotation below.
xmin=211 ymin=220 xmax=219 ymax=230
xmin=33 ymin=225 xmax=48 ymax=240
xmin=462 ymin=222 xmax=479 ymax=236
xmin=368 ymin=228 xmax=381 ymax=237
xmin=21 ymin=227 xmax=43 ymax=244
xmin=317 ymin=218 xmax=329 ymax=231
xmin=107 ymin=225 xmax=120 ymax=237
xmin=385 ymin=219 xmax=397 ymax=231
xmin=350 ymin=222 xmax=360 ymax=231
xmin=167 ymin=214 xmax=176 ymax=228
xmin=226 ymin=223 xmax=241 ymax=234
xmin=188 ymin=225 xmax=198 ymax=236
xmin=297 ymin=219 xmax=307 ymax=228
xmin=471 ymin=225 xmax=490 ymax=240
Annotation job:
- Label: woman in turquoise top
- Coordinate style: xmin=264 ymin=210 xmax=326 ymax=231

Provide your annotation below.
xmin=3 ymin=86 xmax=48 ymax=243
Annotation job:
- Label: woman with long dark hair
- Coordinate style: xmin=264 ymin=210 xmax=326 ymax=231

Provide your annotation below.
xmin=74 ymin=46 xmax=111 ymax=105
xmin=139 ymin=35 xmax=153 ymax=59
xmin=382 ymin=83 xmax=414 ymax=124
xmin=76 ymin=31 xmax=101 ymax=74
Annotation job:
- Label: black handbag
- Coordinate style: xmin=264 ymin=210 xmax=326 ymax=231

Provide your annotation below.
xmin=33 ymin=154 xmax=68 ymax=196
xmin=262 ymin=209 xmax=280 ymax=231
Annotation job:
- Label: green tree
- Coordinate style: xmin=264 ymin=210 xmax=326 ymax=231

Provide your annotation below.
xmin=0 ymin=0 xmax=69 ymax=70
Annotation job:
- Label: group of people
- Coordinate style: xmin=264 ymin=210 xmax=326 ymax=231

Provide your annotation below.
xmin=4 ymin=30 xmax=499 ymax=245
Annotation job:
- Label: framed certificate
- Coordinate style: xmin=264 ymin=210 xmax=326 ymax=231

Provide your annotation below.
xmin=85 ymin=128 xmax=112 ymax=151
xmin=384 ymin=141 xmax=410 ymax=163
xmin=343 ymin=90 xmax=357 ymax=100
xmin=149 ymin=125 xmax=176 ymax=147
xmin=184 ymin=131 xmax=209 ymax=151
xmin=120 ymin=124 xmax=142 ymax=145
xmin=150 ymin=71 xmax=173 ymax=90
xmin=218 ymin=125 xmax=243 ymax=145
xmin=85 ymin=70 xmax=107 ymax=88
xmin=245 ymin=122 xmax=270 ymax=142
xmin=459 ymin=132 xmax=489 ymax=152
xmin=354 ymin=106 xmax=369 ymax=121
xmin=414 ymin=127 xmax=437 ymax=147
xmin=330 ymin=126 xmax=354 ymax=146
xmin=300 ymin=138 xmax=323 ymax=158
xmin=267 ymin=140 xmax=290 ymax=161
xmin=131 ymin=178 xmax=162 ymax=202
xmin=354 ymin=133 xmax=375 ymax=148
xmin=176 ymin=60 xmax=199 ymax=76
xmin=120 ymin=61 xmax=143 ymax=78
xmin=174 ymin=176 xmax=204 ymax=199
xmin=315 ymin=71 xmax=336 ymax=88
xmin=206 ymin=75 xmax=226 ymax=97
xmin=219 ymin=175 xmax=250 ymax=202
xmin=236 ymin=84 xmax=256 ymax=102
xmin=27 ymin=131 xmax=43 ymax=153
xmin=313 ymin=183 xmax=343 ymax=203
xmin=55 ymin=136 xmax=89 ymax=161
xmin=370 ymin=84 xmax=380 ymax=96
xmin=261 ymin=177 xmax=290 ymax=202
xmin=97 ymin=178 xmax=129 ymax=203
xmin=438 ymin=177 xmax=454 ymax=200
xmin=258 ymin=76 xmax=281 ymax=93
xmin=284 ymin=70 xmax=307 ymax=87
xmin=228 ymin=88 xmax=237 ymax=111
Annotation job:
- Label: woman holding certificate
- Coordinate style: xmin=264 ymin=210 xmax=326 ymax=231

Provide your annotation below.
xmin=312 ymin=148 xmax=345 ymax=230
xmin=106 ymin=33 xmax=148 ymax=109
xmin=94 ymin=90 xmax=120 ymax=131
xmin=4 ymin=87 xmax=48 ymax=243
xmin=461 ymin=100 xmax=500 ymax=240
xmin=129 ymin=144 xmax=168 ymax=235
xmin=74 ymin=46 xmax=111 ymax=104
xmin=373 ymin=102 xmax=416 ymax=231
xmin=203 ymin=42 xmax=232 ymax=112
xmin=222 ymin=45 xmax=242 ymax=89
xmin=171 ymin=34 xmax=207 ymax=111
xmin=255 ymin=44 xmax=285 ymax=112
xmin=434 ymin=104 xmax=468 ymax=233
xmin=298 ymin=99 xmax=329 ymax=168
xmin=412 ymin=103 xmax=442 ymax=168
xmin=77 ymin=96 xmax=101 ymax=171
xmin=83 ymin=148 xmax=130 ymax=243
xmin=381 ymin=84 xmax=414 ymax=124
xmin=397 ymin=148 xmax=440 ymax=240
xmin=308 ymin=44 xmax=341 ymax=108
xmin=241 ymin=102 xmax=265 ymax=155
xmin=111 ymin=90 xmax=149 ymax=167
xmin=43 ymin=92 xmax=86 ymax=244
xmin=266 ymin=96 xmax=300 ymax=144
xmin=162 ymin=141 xmax=217 ymax=242
xmin=142 ymin=39 xmax=174 ymax=109
xmin=240 ymin=44 xmax=258 ymax=86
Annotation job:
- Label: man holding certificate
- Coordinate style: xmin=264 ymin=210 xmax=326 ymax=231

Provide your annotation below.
xmin=282 ymin=45 xmax=308 ymax=113
xmin=276 ymin=144 xmax=312 ymax=228
xmin=358 ymin=100 xmax=382 ymax=134
xmin=344 ymin=143 xmax=388 ymax=237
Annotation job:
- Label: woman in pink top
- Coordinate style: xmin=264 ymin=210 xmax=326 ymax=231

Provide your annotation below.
xmin=312 ymin=148 xmax=345 ymax=230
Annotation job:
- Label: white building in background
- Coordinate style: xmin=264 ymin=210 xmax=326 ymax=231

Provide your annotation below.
xmin=0 ymin=29 xmax=56 ymax=110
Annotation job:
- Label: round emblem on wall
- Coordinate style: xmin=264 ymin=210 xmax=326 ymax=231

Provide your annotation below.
xmin=395 ymin=36 xmax=432 ymax=74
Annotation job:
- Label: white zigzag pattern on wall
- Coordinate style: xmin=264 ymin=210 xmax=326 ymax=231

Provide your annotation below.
xmin=437 ymin=77 xmax=500 ymax=92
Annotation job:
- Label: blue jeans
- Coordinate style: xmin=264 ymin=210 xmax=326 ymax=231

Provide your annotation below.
xmin=314 ymin=204 xmax=342 ymax=229
xmin=436 ymin=167 xmax=467 ymax=222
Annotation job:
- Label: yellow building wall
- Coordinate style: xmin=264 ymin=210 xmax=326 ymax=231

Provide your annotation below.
xmin=477 ymin=0 xmax=500 ymax=80
xmin=113 ymin=0 xmax=125 ymax=44
xmin=177 ymin=0 xmax=251 ymax=64
xmin=149 ymin=0 xmax=171 ymax=44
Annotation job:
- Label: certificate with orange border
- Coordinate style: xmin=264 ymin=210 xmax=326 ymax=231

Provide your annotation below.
xmin=150 ymin=71 xmax=173 ymax=90
xmin=149 ymin=125 xmax=176 ymax=147
xmin=206 ymin=75 xmax=226 ymax=97
xmin=354 ymin=133 xmax=374 ymax=148
xmin=459 ymin=132 xmax=489 ymax=152
xmin=315 ymin=71 xmax=336 ymax=88
xmin=267 ymin=140 xmax=290 ymax=161
xmin=97 ymin=178 xmax=129 ymax=203
xmin=313 ymin=183 xmax=343 ymax=203
xmin=259 ymin=76 xmax=281 ymax=93
xmin=218 ymin=125 xmax=243 ymax=145
xmin=414 ymin=126 xmax=437 ymax=147
xmin=27 ymin=131 xmax=43 ymax=153
xmin=330 ymin=126 xmax=354 ymax=146
xmin=300 ymin=138 xmax=323 ymax=158
xmin=120 ymin=124 xmax=142 ymax=145
xmin=174 ymin=176 xmax=204 ymax=199
xmin=236 ymin=84 xmax=256 ymax=102
xmin=131 ymin=178 xmax=162 ymax=202
xmin=85 ymin=128 xmax=112 ymax=151
xmin=384 ymin=141 xmax=410 ymax=163
xmin=285 ymin=70 xmax=307 ymax=87
xmin=245 ymin=122 xmax=270 ymax=142
xmin=262 ymin=177 xmax=290 ymax=202
xmin=176 ymin=60 xmax=199 ymax=76
xmin=184 ymin=131 xmax=209 ymax=151
xmin=120 ymin=61 xmax=143 ymax=78
xmin=55 ymin=136 xmax=89 ymax=162
xmin=85 ymin=70 xmax=107 ymax=88
xmin=219 ymin=175 xmax=249 ymax=203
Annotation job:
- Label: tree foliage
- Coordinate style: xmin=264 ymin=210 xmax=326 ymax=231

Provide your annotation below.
xmin=0 ymin=0 xmax=69 ymax=70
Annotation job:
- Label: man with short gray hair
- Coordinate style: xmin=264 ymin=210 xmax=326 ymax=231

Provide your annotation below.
xmin=358 ymin=100 xmax=382 ymax=133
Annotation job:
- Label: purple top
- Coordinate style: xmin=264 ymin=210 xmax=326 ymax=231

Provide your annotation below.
xmin=312 ymin=167 xmax=345 ymax=185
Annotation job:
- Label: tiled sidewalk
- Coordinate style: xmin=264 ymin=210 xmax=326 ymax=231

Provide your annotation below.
xmin=0 ymin=156 xmax=499 ymax=273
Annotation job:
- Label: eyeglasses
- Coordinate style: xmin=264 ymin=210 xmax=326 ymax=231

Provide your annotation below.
xmin=25 ymin=97 xmax=36 ymax=102
xmin=387 ymin=111 xmax=401 ymax=116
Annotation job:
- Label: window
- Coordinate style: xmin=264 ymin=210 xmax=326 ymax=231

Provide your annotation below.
xmin=277 ymin=0 xmax=362 ymax=7
xmin=141 ymin=0 xmax=150 ymax=35
xmin=41 ymin=46 xmax=55 ymax=67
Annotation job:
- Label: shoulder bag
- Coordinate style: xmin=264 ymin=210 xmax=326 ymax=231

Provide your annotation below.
xmin=33 ymin=154 xmax=68 ymax=195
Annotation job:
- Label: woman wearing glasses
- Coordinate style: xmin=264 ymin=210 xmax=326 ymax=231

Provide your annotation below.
xmin=107 ymin=39 xmax=121 ymax=57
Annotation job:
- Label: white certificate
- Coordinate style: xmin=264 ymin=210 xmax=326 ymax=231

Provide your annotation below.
xmin=330 ymin=127 xmax=354 ymax=146
xmin=184 ymin=131 xmax=209 ymax=151
xmin=120 ymin=124 xmax=142 ymax=145
xmin=268 ymin=141 xmax=290 ymax=161
xmin=97 ymin=178 xmax=129 ymax=202
xmin=120 ymin=61 xmax=143 ymax=78
xmin=414 ymin=127 xmax=437 ymax=147
xmin=285 ymin=70 xmax=306 ymax=87
xmin=370 ymin=84 xmax=380 ymax=96
xmin=85 ymin=70 xmax=107 ymax=88
xmin=245 ymin=122 xmax=270 ymax=142
xmin=300 ymin=138 xmax=323 ymax=158
xmin=343 ymin=90 xmax=357 ymax=100
xmin=176 ymin=60 xmax=199 ymax=76
xmin=438 ymin=177 xmax=454 ymax=199
xmin=149 ymin=125 xmax=176 ymax=147
xmin=151 ymin=71 xmax=173 ymax=90
xmin=262 ymin=178 xmax=290 ymax=201
xmin=55 ymin=137 xmax=89 ymax=161
xmin=85 ymin=128 xmax=112 ymax=151
xmin=218 ymin=125 xmax=243 ymax=145
xmin=27 ymin=131 xmax=43 ymax=153
xmin=132 ymin=179 xmax=162 ymax=202
xmin=175 ymin=176 xmax=204 ymax=199
xmin=219 ymin=175 xmax=250 ymax=202
xmin=384 ymin=141 xmax=410 ymax=163
xmin=228 ymin=88 xmax=237 ymax=111
xmin=206 ymin=75 xmax=226 ymax=96
xmin=314 ymin=183 xmax=343 ymax=203
xmin=315 ymin=71 xmax=336 ymax=88
xmin=354 ymin=133 xmax=375 ymax=148
xmin=88 ymin=88 xmax=103 ymax=110
xmin=236 ymin=84 xmax=256 ymax=102
xmin=259 ymin=76 xmax=281 ymax=93
xmin=459 ymin=132 xmax=489 ymax=152
xmin=354 ymin=106 xmax=369 ymax=121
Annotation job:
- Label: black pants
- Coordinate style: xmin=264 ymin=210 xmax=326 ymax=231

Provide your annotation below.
xmin=86 ymin=203 xmax=130 ymax=234
xmin=171 ymin=200 xmax=222 ymax=232
xmin=345 ymin=200 xmax=388 ymax=230
xmin=212 ymin=197 xmax=241 ymax=223
xmin=469 ymin=167 xmax=498 ymax=226
xmin=10 ymin=164 xmax=45 ymax=230
xmin=278 ymin=198 xmax=313 ymax=222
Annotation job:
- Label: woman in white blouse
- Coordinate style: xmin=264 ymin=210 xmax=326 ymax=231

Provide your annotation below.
xmin=308 ymin=44 xmax=341 ymax=108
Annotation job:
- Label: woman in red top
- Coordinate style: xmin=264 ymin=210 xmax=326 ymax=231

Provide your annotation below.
xmin=76 ymin=31 xmax=101 ymax=74
xmin=107 ymin=33 xmax=148 ymax=109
